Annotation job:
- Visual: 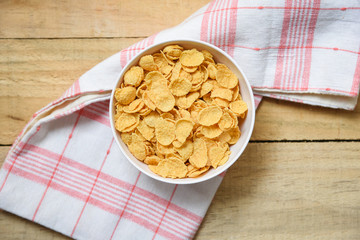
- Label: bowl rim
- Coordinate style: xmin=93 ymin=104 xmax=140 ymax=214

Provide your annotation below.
xmin=109 ymin=38 xmax=255 ymax=184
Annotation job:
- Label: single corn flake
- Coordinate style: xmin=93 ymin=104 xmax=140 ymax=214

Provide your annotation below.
xmin=139 ymin=55 xmax=158 ymax=71
xmin=216 ymin=64 xmax=238 ymax=89
xmin=136 ymin=83 xmax=147 ymax=99
xmin=201 ymin=50 xmax=213 ymax=61
xmin=189 ymin=138 xmax=208 ymax=168
xmin=121 ymin=132 xmax=132 ymax=145
xmin=114 ymin=87 xmax=136 ymax=105
xmin=229 ymin=100 xmax=248 ymax=116
xmin=187 ymin=166 xmax=210 ymax=178
xmin=124 ymin=66 xmax=144 ymax=87
xmin=201 ymin=125 xmax=223 ymax=139
xmin=156 ymin=142 xmax=174 ymax=155
xmin=154 ymin=91 xmax=175 ymax=112
xmin=198 ymin=106 xmax=222 ymax=126
xmin=213 ymin=97 xmax=229 ymax=108
xmin=169 ymin=78 xmax=192 ymax=96
xmin=136 ymin=120 xmax=154 ymax=141
xmin=144 ymin=155 xmax=161 ymax=165
xmin=175 ymin=140 xmax=193 ymax=160
xmin=155 ymin=118 xmax=175 ymax=146
xmin=145 ymin=71 xmax=167 ymax=89
xmin=149 ymin=158 xmax=187 ymax=178
xmin=161 ymin=112 xmax=175 ymax=120
xmin=175 ymin=119 xmax=194 ymax=143
xmin=180 ymin=49 xmax=204 ymax=67
xmin=207 ymin=63 xmax=217 ymax=79
xmin=142 ymin=91 xmax=157 ymax=110
xmin=163 ymin=45 xmax=183 ymax=60
xmin=226 ymin=127 xmax=241 ymax=144
xmin=200 ymin=82 xmax=213 ymax=97
xmin=182 ymin=65 xmax=198 ymax=73
xmin=132 ymin=130 xmax=146 ymax=143
xmin=170 ymin=61 xmax=182 ymax=81
xmin=143 ymin=111 xmax=160 ymax=127
xmin=218 ymin=131 xmax=231 ymax=143
xmin=115 ymin=113 xmax=139 ymax=132
xmin=128 ymin=141 xmax=147 ymax=161
xmin=208 ymin=146 xmax=226 ymax=168
xmin=211 ymin=88 xmax=233 ymax=101
xmin=123 ymin=99 xmax=144 ymax=113
xmin=218 ymin=111 xmax=234 ymax=131
xmin=175 ymin=92 xmax=199 ymax=109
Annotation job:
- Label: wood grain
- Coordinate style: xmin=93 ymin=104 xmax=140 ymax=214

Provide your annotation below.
xmin=196 ymin=142 xmax=360 ymax=240
xmin=0 ymin=0 xmax=209 ymax=38
xmin=1 ymin=141 xmax=359 ymax=239
xmin=1 ymin=39 xmax=359 ymax=144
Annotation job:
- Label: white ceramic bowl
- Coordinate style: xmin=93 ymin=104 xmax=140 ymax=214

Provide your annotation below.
xmin=110 ymin=39 xmax=255 ymax=184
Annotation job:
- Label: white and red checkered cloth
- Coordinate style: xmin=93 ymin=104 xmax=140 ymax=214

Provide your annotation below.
xmin=1 ymin=1 xmax=359 ymax=239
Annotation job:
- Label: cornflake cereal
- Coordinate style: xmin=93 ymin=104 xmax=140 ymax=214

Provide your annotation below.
xmin=113 ymin=45 xmax=248 ymax=179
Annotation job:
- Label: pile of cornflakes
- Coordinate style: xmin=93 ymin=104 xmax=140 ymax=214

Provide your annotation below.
xmin=114 ymin=45 xmax=247 ymax=179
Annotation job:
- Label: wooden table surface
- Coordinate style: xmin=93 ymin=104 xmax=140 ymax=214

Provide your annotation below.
xmin=1 ymin=0 xmax=359 ymax=239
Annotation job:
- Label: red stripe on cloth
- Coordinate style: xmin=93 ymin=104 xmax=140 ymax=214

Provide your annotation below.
xmin=184 ymin=5 xmax=360 ymax=26
xmin=4 ymin=158 xmax=186 ymax=239
xmin=90 ymin=101 xmax=109 ymax=112
xmin=147 ymin=33 xmax=157 ymax=46
xmin=216 ymin=0 xmax=226 ymax=47
xmin=152 ymin=185 xmax=178 ymax=240
xmin=32 ymin=109 xmax=83 ymax=221
xmin=291 ymin=0 xmax=302 ymax=90
xmin=11 ymin=150 xmax=196 ymax=235
xmin=285 ymin=0 xmax=303 ymax=90
xmin=74 ymin=78 xmax=81 ymax=95
xmin=209 ymin=0 xmax=221 ymax=45
xmin=109 ymin=172 xmax=141 ymax=240
xmin=273 ymin=0 xmax=293 ymax=88
xmin=6 ymin=163 xmax=193 ymax=240
xmin=220 ymin=44 xmax=360 ymax=55
xmin=70 ymin=138 xmax=114 ymax=237
xmin=85 ymin=105 xmax=109 ymax=117
xmin=301 ymin=0 xmax=321 ymax=90
xmin=81 ymin=109 xmax=110 ymax=127
xmin=0 ymin=126 xmax=41 ymax=192
xmin=281 ymin=0 xmax=296 ymax=90
xmin=133 ymin=187 xmax=202 ymax=224
xmin=222 ymin=0 xmax=232 ymax=53
xmin=227 ymin=0 xmax=238 ymax=57
xmin=186 ymin=6 xmax=360 ymax=24
xmin=5 ymin=151 xmax=198 ymax=237
xmin=15 ymin=143 xmax=202 ymax=225
xmin=350 ymin=45 xmax=360 ymax=95
xmin=213 ymin=0 xmax=224 ymax=46
xmin=295 ymin=0 xmax=311 ymax=90
xmin=200 ymin=0 xmax=216 ymax=42
xmin=254 ymin=95 xmax=263 ymax=108
xmin=120 ymin=48 xmax=128 ymax=68
xmin=2 ymin=163 xmax=89 ymax=202
xmin=253 ymin=85 xmax=359 ymax=95
xmin=95 ymin=100 xmax=110 ymax=110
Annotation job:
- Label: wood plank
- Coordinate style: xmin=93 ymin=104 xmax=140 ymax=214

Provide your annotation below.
xmin=1 ymin=142 xmax=359 ymax=239
xmin=0 ymin=38 xmax=140 ymax=144
xmin=0 ymin=0 xmax=209 ymax=38
xmin=1 ymin=39 xmax=360 ymax=144
xmin=253 ymin=98 xmax=360 ymax=141
xmin=196 ymin=142 xmax=360 ymax=239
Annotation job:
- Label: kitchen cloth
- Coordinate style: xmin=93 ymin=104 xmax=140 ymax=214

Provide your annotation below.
xmin=1 ymin=1 xmax=359 ymax=239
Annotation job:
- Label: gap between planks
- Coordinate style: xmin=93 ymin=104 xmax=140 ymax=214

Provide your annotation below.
xmin=1 ymin=139 xmax=360 ymax=147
